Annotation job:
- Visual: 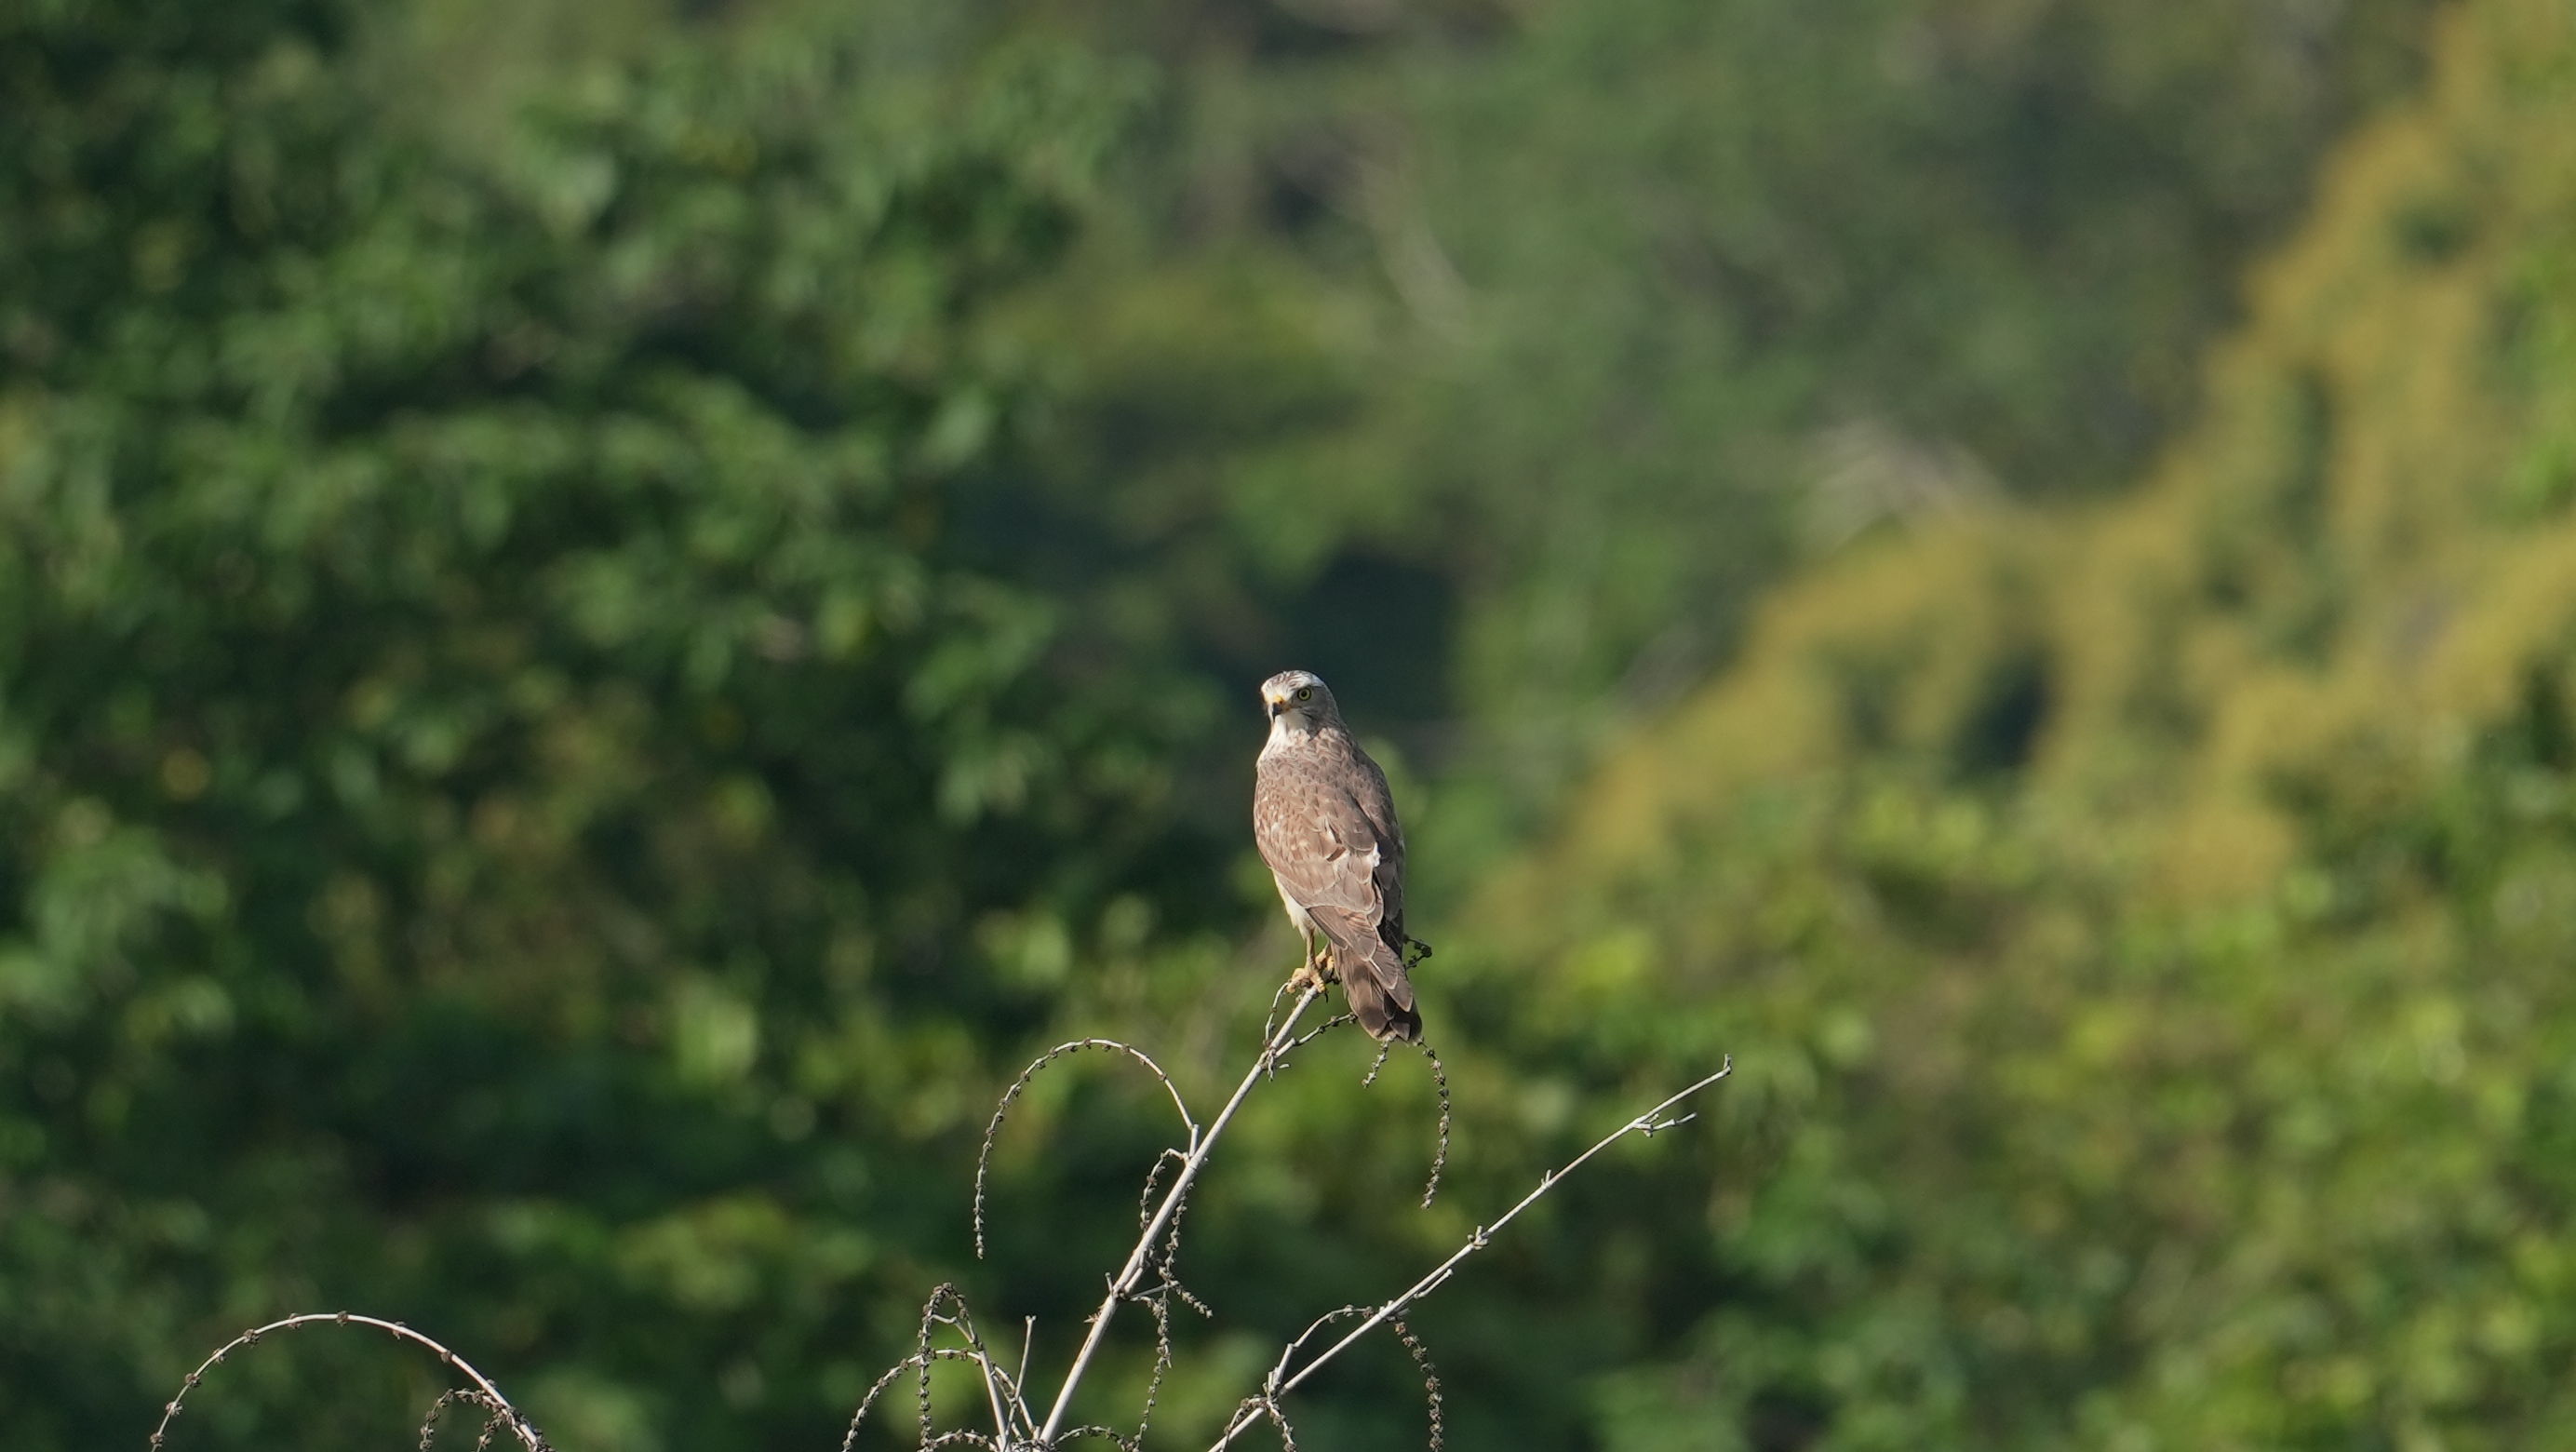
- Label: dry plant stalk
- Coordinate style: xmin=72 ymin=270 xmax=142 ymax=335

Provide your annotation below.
xmin=149 ymin=1311 xmax=549 ymax=1452
xmin=149 ymin=981 xmax=1728 ymax=1451
xmin=1201 ymin=1060 xmax=1732 ymax=1450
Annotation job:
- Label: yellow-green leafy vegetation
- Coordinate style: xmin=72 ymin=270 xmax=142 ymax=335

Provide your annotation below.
xmin=1472 ymin=2 xmax=2576 ymax=1445
xmin=5 ymin=1 xmax=2549 ymax=1450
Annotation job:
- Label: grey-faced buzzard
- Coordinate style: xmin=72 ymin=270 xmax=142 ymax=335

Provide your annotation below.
xmin=1252 ymin=669 xmax=1428 ymax=1041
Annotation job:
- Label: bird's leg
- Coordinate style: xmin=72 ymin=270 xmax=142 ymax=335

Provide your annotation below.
xmin=1287 ymin=923 xmax=1329 ymax=995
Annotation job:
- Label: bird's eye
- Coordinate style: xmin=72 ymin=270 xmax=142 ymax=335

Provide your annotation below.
xmin=1295 ymin=687 xmax=1313 ymax=702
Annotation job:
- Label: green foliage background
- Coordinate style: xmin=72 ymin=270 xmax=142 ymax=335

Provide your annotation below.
xmin=15 ymin=0 xmax=2576 ymax=1448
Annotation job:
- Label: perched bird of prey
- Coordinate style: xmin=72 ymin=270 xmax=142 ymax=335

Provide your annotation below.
xmin=1252 ymin=669 xmax=1429 ymax=1042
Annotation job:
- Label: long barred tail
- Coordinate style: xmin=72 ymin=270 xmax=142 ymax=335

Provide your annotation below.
xmin=1344 ymin=963 xmax=1423 ymax=1042
xmin=1318 ymin=910 xmax=1422 ymax=1042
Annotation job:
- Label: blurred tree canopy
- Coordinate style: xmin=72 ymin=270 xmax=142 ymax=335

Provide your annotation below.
xmin=1473 ymin=1 xmax=2576 ymax=1444
xmin=28 ymin=0 xmax=2576 ymax=1450
xmin=2 ymin=3 xmax=1228 ymax=1446
xmin=998 ymin=0 xmax=2432 ymax=833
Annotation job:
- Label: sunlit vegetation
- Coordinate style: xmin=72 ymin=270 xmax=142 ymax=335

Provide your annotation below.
xmin=22 ymin=0 xmax=2576 ymax=1449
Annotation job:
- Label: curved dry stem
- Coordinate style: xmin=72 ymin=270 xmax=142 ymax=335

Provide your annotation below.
xmin=929 ymin=1285 xmax=1035 ymax=1445
xmin=150 ymin=1312 xmax=548 ymax=1452
xmin=1349 ymin=1037 xmax=1452 ymax=1206
xmin=417 ymin=1387 xmax=507 ymax=1452
xmin=1131 ymin=1146 xmax=1216 ymax=1311
xmin=1257 ymin=980 xmax=1302 ymax=1049
xmin=1226 ymin=1393 xmax=1300 ymax=1452
xmin=977 ymin=1039 xmax=1200 ymax=1260
xmin=915 ymin=1293 xmax=944 ymax=1444
xmin=1033 ymin=988 xmax=1321 ymax=1444
xmin=839 ymin=1358 xmax=919 ymax=1452
xmin=1119 ymin=1150 xmax=1206 ymax=1451
xmin=1274 ymin=1013 xmax=1353 ymax=1069
xmin=1266 ymin=1305 xmax=1368 ymax=1392
xmin=1388 ymin=1319 xmax=1445 ymax=1452
xmin=1134 ymin=1149 xmax=1187 ymax=1234
xmin=1209 ymin=1057 xmax=1734 ymax=1450
xmin=1415 ymin=1044 xmax=1452 ymax=1208
xmin=1134 ymin=1290 xmax=1176 ymax=1447
xmin=837 ymin=1348 xmax=1025 ymax=1452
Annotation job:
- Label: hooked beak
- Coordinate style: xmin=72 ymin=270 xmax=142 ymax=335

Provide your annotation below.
xmin=1266 ymin=696 xmax=1285 ymax=720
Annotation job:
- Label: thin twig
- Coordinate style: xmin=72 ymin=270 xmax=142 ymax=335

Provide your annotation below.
xmin=1252 ymin=1297 xmax=1435 ymax=1442
xmin=918 ymin=1284 xmax=1027 ymax=1443
xmin=1225 ymin=1393 xmax=1299 ymax=1451
xmin=1054 ymin=1426 xmax=1141 ymax=1449
xmin=1134 ymin=1149 xmax=1188 ymax=1235
xmin=149 ymin=1312 xmax=548 ymax=1452
xmin=837 ymin=1349 xmax=1027 ymax=1452
xmin=1017 ymin=1316 xmax=1034 ymax=1405
xmin=1389 ymin=1319 xmax=1444 ymax=1451
xmin=1258 ymin=980 xmax=1301 ymax=1049
xmin=417 ymin=1387 xmax=507 ymax=1452
xmin=916 ymin=1289 xmax=943 ymax=1445
xmin=839 ymin=1358 xmax=919 ymax=1452
xmin=1206 ymin=1057 xmax=1734 ymax=1449
xmin=1134 ymin=1284 xmax=1177 ymax=1445
xmin=1119 ymin=1150 xmax=1199 ymax=1447
xmin=1277 ymin=1013 xmax=1355 ymax=1064
xmin=1396 ymin=1042 xmax=1452 ymax=1208
xmin=1266 ymin=1305 xmax=1369 ymax=1395
xmin=1034 ymin=988 xmax=1322 ymax=1444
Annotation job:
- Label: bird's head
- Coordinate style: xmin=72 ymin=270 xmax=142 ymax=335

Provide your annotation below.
xmin=1259 ymin=669 xmax=1341 ymax=733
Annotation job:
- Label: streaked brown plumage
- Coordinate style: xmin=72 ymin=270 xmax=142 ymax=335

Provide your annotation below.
xmin=1252 ymin=669 xmax=1427 ymax=1041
